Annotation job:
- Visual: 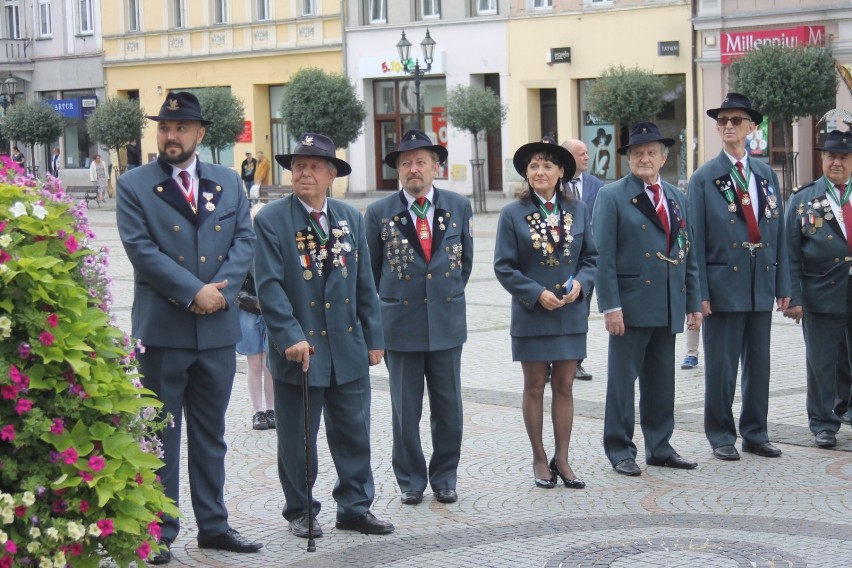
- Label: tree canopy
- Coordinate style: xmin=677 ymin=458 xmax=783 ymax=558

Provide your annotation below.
xmin=587 ymin=65 xmax=665 ymax=127
xmin=445 ymin=85 xmax=507 ymax=138
xmin=730 ymin=44 xmax=837 ymax=196
xmin=280 ymin=68 xmax=366 ymax=148
xmin=196 ymin=87 xmax=245 ymax=164
xmin=85 ymin=97 xmax=147 ymax=172
xmin=0 ymin=101 xmax=64 ymax=170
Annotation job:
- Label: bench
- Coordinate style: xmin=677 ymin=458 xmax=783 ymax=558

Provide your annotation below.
xmin=65 ymin=186 xmax=100 ymax=208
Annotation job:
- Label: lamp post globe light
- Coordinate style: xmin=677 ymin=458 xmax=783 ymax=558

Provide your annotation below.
xmin=396 ymin=28 xmax=436 ymax=129
xmin=0 ymin=73 xmax=17 ymax=114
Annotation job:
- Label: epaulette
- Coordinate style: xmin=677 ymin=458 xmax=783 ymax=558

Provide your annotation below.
xmin=792 ymin=181 xmax=815 ymax=194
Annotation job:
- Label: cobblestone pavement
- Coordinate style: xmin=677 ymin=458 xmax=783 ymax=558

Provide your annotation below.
xmin=89 ymin=193 xmax=852 ymax=567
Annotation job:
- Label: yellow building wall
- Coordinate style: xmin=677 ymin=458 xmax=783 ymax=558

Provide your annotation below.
xmin=507 ymin=3 xmax=694 ymax=174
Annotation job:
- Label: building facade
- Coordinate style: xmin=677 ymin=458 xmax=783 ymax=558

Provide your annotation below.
xmin=101 ymin=0 xmax=345 ymax=188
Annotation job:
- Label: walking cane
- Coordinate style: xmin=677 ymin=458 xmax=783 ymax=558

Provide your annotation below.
xmin=302 ymin=345 xmax=316 ymax=552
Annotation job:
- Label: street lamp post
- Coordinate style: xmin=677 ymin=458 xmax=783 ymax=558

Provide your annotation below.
xmin=396 ymin=29 xmax=436 ymax=129
xmin=0 ymin=73 xmax=17 ymax=114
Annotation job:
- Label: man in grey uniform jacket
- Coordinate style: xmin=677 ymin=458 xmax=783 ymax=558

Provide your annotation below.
xmin=687 ymin=93 xmax=790 ymax=461
xmin=365 ymin=130 xmax=473 ymax=506
xmin=254 ymin=133 xmax=394 ymax=539
xmin=593 ymin=122 xmax=702 ymax=477
xmin=116 ymin=92 xmax=261 ymax=564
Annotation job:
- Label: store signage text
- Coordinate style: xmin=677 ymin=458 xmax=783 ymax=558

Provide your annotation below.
xmin=550 ymin=47 xmax=571 ymax=64
xmin=658 ymin=41 xmax=679 ymax=56
xmin=721 ymin=26 xmax=825 ymax=64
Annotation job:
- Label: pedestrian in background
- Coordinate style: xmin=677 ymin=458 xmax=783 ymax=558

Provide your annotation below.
xmin=594 ymin=122 xmax=702 ymax=477
xmin=241 ymin=151 xmax=256 ymax=195
xmin=365 ymin=130 xmax=472 ymax=506
xmin=89 ymin=154 xmax=109 ymax=202
xmin=495 ymin=136 xmax=597 ymax=489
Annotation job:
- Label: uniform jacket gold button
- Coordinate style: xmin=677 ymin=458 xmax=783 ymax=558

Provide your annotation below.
xmin=217 ymin=256 xmax=223 ymax=262
xmin=403 ymin=300 xmax=409 ymax=305
xmin=445 ymin=297 xmax=452 ymax=302
xmin=445 ymin=272 xmax=450 ymax=277
xmin=321 ymin=330 xmax=327 ymax=336
xmin=835 ymin=258 xmax=841 ymax=263
xmin=426 ymin=274 xmax=432 ymax=279
xmin=732 ymin=243 xmax=738 ymax=248
xmin=645 ymin=252 xmax=650 ymax=258
xmin=178 ymin=256 xmax=185 ymax=262
xmin=733 ymin=266 xmax=738 ymax=272
xmin=200 ymin=256 xmax=206 ymax=263
xmin=216 ymin=185 xmax=222 ymax=191
xmin=215 ymin=225 xmax=221 ymax=232
xmin=347 ymin=326 xmax=353 ymax=332
xmin=325 ymin=302 xmax=331 ymax=309
xmin=173 ymin=225 xmax=180 ymax=231
xmin=309 ymin=301 xmax=316 ymax=307
xmin=405 ymin=275 xmax=411 ymax=280
xmin=644 ymin=280 xmax=651 ymax=286
xmin=308 ymin=330 xmax=315 ymax=336
xmin=730 ymin=219 xmax=736 ymax=224
xmin=641 ymin=224 xmax=647 ymax=230
xmin=157 ymin=186 xmax=164 ymax=192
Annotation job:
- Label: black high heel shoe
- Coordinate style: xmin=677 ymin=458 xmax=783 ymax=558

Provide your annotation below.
xmin=549 ymin=457 xmax=586 ymax=489
xmin=534 ymin=465 xmax=556 ymax=489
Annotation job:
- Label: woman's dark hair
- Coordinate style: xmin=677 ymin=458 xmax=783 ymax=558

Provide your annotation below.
xmin=517 ymin=150 xmax=573 ymax=203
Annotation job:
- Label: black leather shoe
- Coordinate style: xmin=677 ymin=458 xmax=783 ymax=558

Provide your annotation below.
xmin=647 ymin=452 xmax=697 ymax=469
xmin=613 ymin=458 xmax=641 ymax=476
xmin=400 ymin=491 xmax=423 ymax=505
xmin=741 ymin=441 xmax=782 ymax=457
xmin=712 ymin=445 xmax=740 ymax=461
xmin=335 ymin=511 xmax=394 ymax=535
xmin=574 ymin=365 xmax=593 ymax=380
xmin=289 ymin=513 xmax=323 ymax=538
xmin=149 ymin=538 xmax=172 ymax=565
xmin=265 ymin=409 xmax=276 ymax=429
xmin=252 ymin=411 xmax=268 ymax=430
xmin=197 ymin=528 xmax=263 ymax=553
xmin=434 ymin=489 xmax=458 ymax=503
xmin=815 ymin=431 xmax=837 ymax=448
xmin=837 ymin=410 xmax=852 ymax=426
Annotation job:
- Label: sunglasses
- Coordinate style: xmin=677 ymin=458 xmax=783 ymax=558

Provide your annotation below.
xmin=716 ymin=116 xmax=751 ymax=127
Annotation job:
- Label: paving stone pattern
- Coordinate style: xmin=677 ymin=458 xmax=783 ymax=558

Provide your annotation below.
xmin=89 ymin=194 xmax=852 ymax=567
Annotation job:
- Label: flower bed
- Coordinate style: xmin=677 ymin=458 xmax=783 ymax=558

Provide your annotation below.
xmin=0 ymin=157 xmax=177 ymax=567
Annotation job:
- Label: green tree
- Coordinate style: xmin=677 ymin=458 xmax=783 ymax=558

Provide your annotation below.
xmin=445 ymin=84 xmax=507 ymax=213
xmin=730 ymin=44 xmax=837 ymax=199
xmin=0 ymin=101 xmax=64 ymax=174
xmin=280 ymin=68 xmax=366 ymax=148
xmin=85 ymin=97 xmax=147 ymax=174
xmin=587 ymin=65 xmax=665 ymax=127
xmin=196 ymin=87 xmax=245 ymax=164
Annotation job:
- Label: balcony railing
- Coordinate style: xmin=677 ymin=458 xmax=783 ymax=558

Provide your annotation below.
xmin=1 ymin=39 xmax=30 ymax=61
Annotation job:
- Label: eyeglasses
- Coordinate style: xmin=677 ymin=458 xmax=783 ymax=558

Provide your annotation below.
xmin=716 ymin=116 xmax=751 ymax=127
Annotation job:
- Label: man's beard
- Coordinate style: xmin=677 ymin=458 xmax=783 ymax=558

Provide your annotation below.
xmin=160 ymin=144 xmax=196 ymax=165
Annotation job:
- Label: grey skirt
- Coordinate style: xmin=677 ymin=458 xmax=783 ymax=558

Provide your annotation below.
xmin=511 ymin=333 xmax=586 ymax=362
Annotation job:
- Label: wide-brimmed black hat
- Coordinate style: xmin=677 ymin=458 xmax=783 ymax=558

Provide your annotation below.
xmin=617 ymin=122 xmax=676 ymax=155
xmin=512 ymin=136 xmax=576 ymax=179
xmin=384 ymin=130 xmax=448 ymax=169
xmin=706 ymin=92 xmax=763 ymax=125
xmin=146 ymin=91 xmax=212 ymax=125
xmin=817 ymin=130 xmax=852 ymax=153
xmin=275 ymin=133 xmax=351 ymax=177
xmin=591 ymin=128 xmax=612 ymax=147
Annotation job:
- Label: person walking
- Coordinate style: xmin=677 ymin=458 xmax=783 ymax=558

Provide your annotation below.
xmin=254 ymin=132 xmax=394 ymax=540
xmin=687 ymin=93 xmax=790 ymax=461
xmin=116 ymin=91 xmax=262 ymax=564
xmin=495 ymin=136 xmax=597 ymax=489
xmin=89 ymin=154 xmax=109 ymax=202
xmin=365 ymin=130 xmax=473 ymax=506
xmin=594 ymin=122 xmax=702 ymax=477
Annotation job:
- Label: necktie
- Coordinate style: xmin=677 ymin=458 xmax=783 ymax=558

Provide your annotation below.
xmin=736 ymin=161 xmax=761 ymax=244
xmin=835 ymin=184 xmax=852 ymax=254
xmin=545 ymin=202 xmax=554 ymax=212
xmin=413 ymin=197 xmax=432 ymax=263
xmin=648 ymin=184 xmax=670 ymax=249
xmin=178 ymin=170 xmax=195 ymax=211
xmin=310 ymin=210 xmax=325 ymax=232
xmin=570 ymin=179 xmax=580 ymax=199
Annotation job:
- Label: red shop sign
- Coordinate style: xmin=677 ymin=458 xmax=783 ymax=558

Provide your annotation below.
xmin=720 ymin=26 xmax=826 ymax=64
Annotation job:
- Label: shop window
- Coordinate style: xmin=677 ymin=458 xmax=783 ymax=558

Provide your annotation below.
xmin=78 ymin=0 xmax=93 ymax=34
xmin=38 ymin=0 xmax=52 ymax=37
xmin=127 ymin=0 xmax=140 ymax=32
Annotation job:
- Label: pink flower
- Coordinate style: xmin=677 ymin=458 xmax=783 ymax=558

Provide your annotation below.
xmin=13 ymin=506 xmax=25 ymax=518
xmin=147 ymin=520 xmax=162 ymax=539
xmin=62 ymin=447 xmax=78 ymax=465
xmin=0 ymin=425 xmax=14 ymax=442
xmin=136 ymin=541 xmax=151 ymax=560
xmin=64 ymin=235 xmax=79 ymax=254
xmin=1 ymin=386 xmax=18 ymax=400
xmin=50 ymin=418 xmax=64 ymax=435
xmin=79 ymin=471 xmax=93 ymax=483
xmin=14 ymin=398 xmax=32 ymax=415
xmin=16 ymin=343 xmax=30 ymax=359
xmin=0 ymin=250 xmax=9 ymax=264
xmin=79 ymin=500 xmax=89 ymax=512
xmin=38 ymin=331 xmax=55 ymax=347
xmin=88 ymin=455 xmax=106 ymax=472
xmin=8 ymin=365 xmax=23 ymax=384
xmin=97 ymin=518 xmax=114 ymax=537
xmin=46 ymin=313 xmax=59 ymax=327
xmin=136 ymin=473 xmax=144 ymax=485
xmin=0 ymin=220 xmax=6 ymax=231
xmin=0 ymin=555 xmax=12 ymax=568
xmin=67 ymin=543 xmax=83 ymax=556
xmin=3 ymin=541 xmax=14 ymax=554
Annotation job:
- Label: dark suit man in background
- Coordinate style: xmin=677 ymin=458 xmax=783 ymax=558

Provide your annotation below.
xmin=254 ymin=133 xmax=394 ymax=539
xmin=365 ymin=130 xmax=473 ymax=506
xmin=126 ymin=139 xmax=142 ymax=170
xmin=784 ymin=129 xmax=852 ymax=449
xmin=687 ymin=93 xmax=790 ymax=461
xmin=240 ymin=151 xmax=256 ymax=195
xmin=50 ymin=148 xmax=61 ymax=177
xmin=593 ymin=122 xmax=702 ymax=477
xmin=562 ymin=138 xmax=604 ymax=381
xmin=116 ymin=92 xmax=261 ymax=564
